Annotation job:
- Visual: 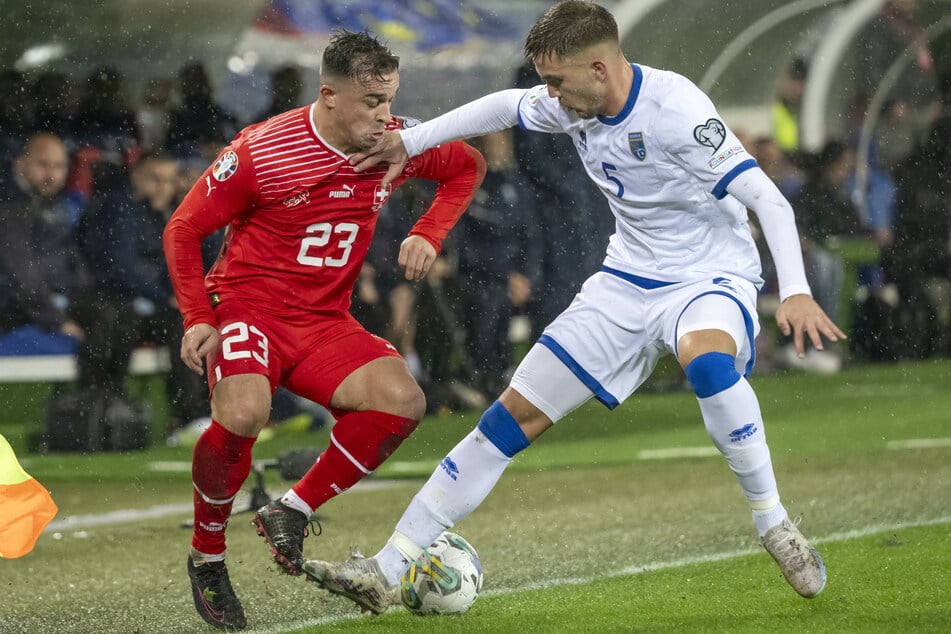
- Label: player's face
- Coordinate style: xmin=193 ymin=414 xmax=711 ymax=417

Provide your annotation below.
xmin=333 ymin=71 xmax=400 ymax=153
xmin=534 ymin=52 xmax=605 ymax=119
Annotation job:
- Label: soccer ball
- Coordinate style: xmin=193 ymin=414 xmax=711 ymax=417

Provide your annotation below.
xmin=400 ymin=531 xmax=483 ymax=615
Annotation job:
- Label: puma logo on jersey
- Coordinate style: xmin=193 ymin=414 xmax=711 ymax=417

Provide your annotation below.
xmin=205 ymin=176 xmax=216 ymax=196
xmin=328 ymin=184 xmax=356 ymax=199
xmin=283 ymin=190 xmax=311 ymax=207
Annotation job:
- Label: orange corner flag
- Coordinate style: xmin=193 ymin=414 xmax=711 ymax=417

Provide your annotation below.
xmin=0 ymin=434 xmax=58 ymax=559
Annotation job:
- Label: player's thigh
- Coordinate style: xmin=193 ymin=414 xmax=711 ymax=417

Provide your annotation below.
xmin=508 ymin=343 xmax=594 ymax=425
xmin=530 ymin=272 xmax=665 ymax=412
xmin=331 ymin=356 xmax=425 ymax=418
xmin=671 ymin=282 xmax=759 ymax=375
xmin=283 ymin=324 xmax=418 ymax=417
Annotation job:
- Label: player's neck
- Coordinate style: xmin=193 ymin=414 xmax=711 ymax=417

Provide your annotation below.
xmin=312 ymin=102 xmax=351 ymax=155
xmin=603 ymin=60 xmax=634 ymax=118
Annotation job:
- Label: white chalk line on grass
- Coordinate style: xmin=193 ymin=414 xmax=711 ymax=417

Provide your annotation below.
xmin=42 ymin=479 xmax=414 ymax=533
xmin=246 ymin=514 xmax=951 ymax=634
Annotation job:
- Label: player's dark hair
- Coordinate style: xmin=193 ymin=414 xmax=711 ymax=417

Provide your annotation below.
xmin=524 ymin=1 xmax=618 ymax=60
xmin=321 ymin=29 xmax=400 ymax=84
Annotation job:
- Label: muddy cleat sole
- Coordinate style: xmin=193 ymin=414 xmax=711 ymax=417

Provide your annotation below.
xmin=252 ymin=499 xmax=317 ymax=576
xmin=302 ymin=553 xmax=396 ymax=615
xmin=761 ymin=518 xmax=827 ymax=598
xmin=187 ymin=555 xmax=247 ymax=630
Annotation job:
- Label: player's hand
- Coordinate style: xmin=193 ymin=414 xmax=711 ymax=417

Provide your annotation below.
xmin=181 ymin=323 xmax=218 ymax=375
xmin=350 ymin=130 xmax=408 ymax=189
xmin=775 ymin=294 xmax=847 ymax=358
xmin=398 ymin=235 xmax=437 ymax=282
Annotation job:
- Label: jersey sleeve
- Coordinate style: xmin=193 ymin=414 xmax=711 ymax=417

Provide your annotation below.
xmin=515 ymin=85 xmax=569 ymax=134
xmin=401 ymin=140 xmax=487 ymax=253
xmin=162 ymin=141 xmax=258 ymax=330
xmin=653 ymin=76 xmax=757 ymax=198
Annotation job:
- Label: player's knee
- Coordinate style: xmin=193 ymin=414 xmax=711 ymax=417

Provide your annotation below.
xmin=477 ymin=401 xmax=530 ymax=458
xmin=683 ymin=351 xmax=741 ymax=398
xmin=377 ymin=378 xmax=426 ymax=421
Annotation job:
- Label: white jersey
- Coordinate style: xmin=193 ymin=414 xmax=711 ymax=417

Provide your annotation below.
xmin=516 ymin=63 xmax=762 ymax=288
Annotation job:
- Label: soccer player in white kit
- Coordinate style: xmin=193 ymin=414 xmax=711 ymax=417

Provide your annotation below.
xmin=304 ymin=1 xmax=845 ymax=612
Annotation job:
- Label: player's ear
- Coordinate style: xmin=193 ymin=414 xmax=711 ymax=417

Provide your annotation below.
xmin=319 ymin=84 xmax=337 ymax=107
xmin=591 ymin=60 xmax=608 ymax=81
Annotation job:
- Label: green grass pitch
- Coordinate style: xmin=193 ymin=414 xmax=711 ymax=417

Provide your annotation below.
xmin=1 ymin=359 xmax=949 ymax=633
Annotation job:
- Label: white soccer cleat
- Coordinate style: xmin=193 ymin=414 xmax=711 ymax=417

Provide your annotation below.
xmin=761 ymin=518 xmax=827 ymax=598
xmin=302 ymin=553 xmax=397 ymax=614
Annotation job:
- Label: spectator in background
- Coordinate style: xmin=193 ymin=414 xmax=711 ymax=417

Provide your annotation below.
xmin=254 ymin=65 xmax=305 ymax=123
xmin=166 ymin=62 xmax=238 ymax=158
xmin=457 ymin=130 xmax=542 ymax=397
xmin=0 ymin=133 xmax=87 ymax=352
xmin=511 ymin=59 xmax=613 ymax=339
xmin=882 ymin=115 xmax=951 ymax=357
xmin=772 ymin=58 xmax=808 ymax=155
xmin=77 ymin=151 xmax=210 ymax=425
xmin=0 ymin=70 xmax=31 ymax=179
xmin=785 ymin=141 xmax=862 ymax=373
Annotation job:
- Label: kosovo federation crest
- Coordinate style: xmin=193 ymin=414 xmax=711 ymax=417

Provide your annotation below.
xmin=628 ymin=132 xmax=646 ymax=161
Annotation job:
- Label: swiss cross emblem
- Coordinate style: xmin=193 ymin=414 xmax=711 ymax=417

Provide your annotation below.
xmin=372 ymin=184 xmax=392 ymax=212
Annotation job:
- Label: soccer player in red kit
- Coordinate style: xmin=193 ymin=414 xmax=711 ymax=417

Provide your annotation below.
xmin=163 ymin=31 xmax=485 ymax=631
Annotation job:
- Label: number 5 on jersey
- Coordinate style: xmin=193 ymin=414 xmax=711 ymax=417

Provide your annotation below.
xmin=601 ymin=162 xmax=625 ymax=198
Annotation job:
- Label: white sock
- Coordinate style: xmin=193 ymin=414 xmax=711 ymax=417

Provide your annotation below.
xmin=695 ymin=376 xmax=783 ymax=532
xmin=375 ymin=427 xmax=512 ymax=584
xmin=752 ymin=500 xmax=788 ymax=536
xmin=281 ymin=489 xmax=314 ymax=517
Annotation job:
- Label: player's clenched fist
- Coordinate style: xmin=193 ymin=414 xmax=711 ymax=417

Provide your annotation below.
xmin=398 ymin=235 xmax=437 ymax=282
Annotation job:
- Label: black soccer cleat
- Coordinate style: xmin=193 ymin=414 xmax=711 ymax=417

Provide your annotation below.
xmin=187 ymin=555 xmax=247 ymax=631
xmin=252 ymin=499 xmax=319 ymax=575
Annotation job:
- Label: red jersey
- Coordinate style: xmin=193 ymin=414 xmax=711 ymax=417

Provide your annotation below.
xmin=163 ymin=105 xmax=485 ymax=331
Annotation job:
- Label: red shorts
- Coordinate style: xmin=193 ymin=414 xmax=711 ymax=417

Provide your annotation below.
xmin=206 ymin=299 xmax=401 ymax=406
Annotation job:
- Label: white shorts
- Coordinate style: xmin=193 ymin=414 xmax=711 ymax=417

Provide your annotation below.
xmin=510 ymin=269 xmax=760 ymax=422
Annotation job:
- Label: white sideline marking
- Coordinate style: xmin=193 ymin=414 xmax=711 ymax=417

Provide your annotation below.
xmin=42 ymin=479 xmax=411 ymax=532
xmin=636 ymin=446 xmax=720 ymax=460
xmin=247 ymin=514 xmax=951 ymax=633
xmin=149 ymin=461 xmax=192 ymax=472
xmin=886 ymin=437 xmax=951 ymax=450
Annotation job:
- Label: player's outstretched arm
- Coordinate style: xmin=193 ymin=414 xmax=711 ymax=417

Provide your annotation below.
xmin=726 ymin=167 xmax=846 ymax=357
xmin=351 ymin=90 xmax=523 ymax=188
xmin=775 ymin=294 xmax=847 ymax=358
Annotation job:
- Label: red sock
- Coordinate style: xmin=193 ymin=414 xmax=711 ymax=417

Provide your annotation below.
xmin=191 ymin=420 xmax=256 ymax=555
xmin=292 ymin=410 xmax=417 ymax=510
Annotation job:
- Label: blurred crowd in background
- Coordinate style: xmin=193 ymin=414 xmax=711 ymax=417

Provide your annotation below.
xmin=1 ymin=0 xmax=950 ymax=445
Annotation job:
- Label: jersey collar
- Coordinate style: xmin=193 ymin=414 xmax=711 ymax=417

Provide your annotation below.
xmin=597 ymin=64 xmax=642 ymax=127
